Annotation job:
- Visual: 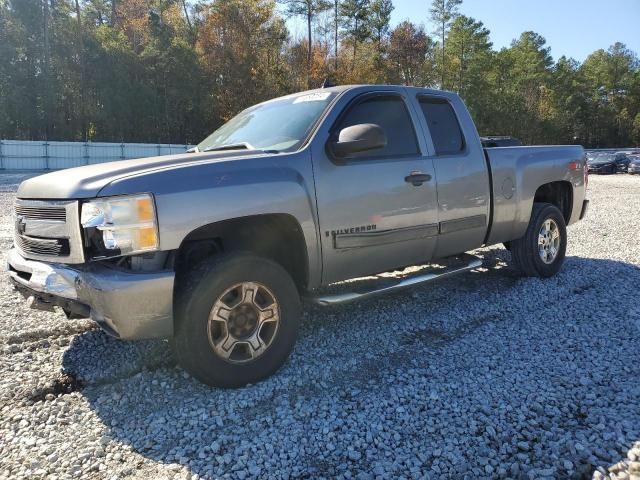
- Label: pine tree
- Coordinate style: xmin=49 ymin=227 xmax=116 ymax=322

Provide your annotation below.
xmin=281 ymin=0 xmax=332 ymax=78
xmin=368 ymin=0 xmax=393 ymax=49
xmin=429 ymin=0 xmax=462 ymax=88
xmin=339 ymin=0 xmax=370 ymax=61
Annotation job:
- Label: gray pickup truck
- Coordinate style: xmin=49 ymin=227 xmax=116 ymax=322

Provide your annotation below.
xmin=8 ymin=85 xmax=589 ymax=387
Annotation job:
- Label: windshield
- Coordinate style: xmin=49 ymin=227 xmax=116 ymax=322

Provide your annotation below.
xmin=197 ymin=91 xmax=336 ymax=153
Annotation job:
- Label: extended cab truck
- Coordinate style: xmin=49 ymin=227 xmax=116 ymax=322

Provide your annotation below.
xmin=7 ymin=85 xmax=589 ymax=387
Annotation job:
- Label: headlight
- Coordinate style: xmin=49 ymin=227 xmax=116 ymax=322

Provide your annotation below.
xmin=81 ymin=194 xmax=159 ymax=259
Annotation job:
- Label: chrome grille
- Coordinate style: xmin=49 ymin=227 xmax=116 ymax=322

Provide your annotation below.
xmin=15 ymin=205 xmax=66 ymax=221
xmin=14 ymin=199 xmax=84 ymax=264
xmin=15 ymin=234 xmax=70 ymax=256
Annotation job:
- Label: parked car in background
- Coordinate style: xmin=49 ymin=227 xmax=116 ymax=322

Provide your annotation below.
xmin=613 ymin=152 xmax=631 ymax=172
xmin=480 ymin=136 xmax=523 ymax=147
xmin=628 ymin=155 xmax=640 ymax=174
xmin=587 ymin=153 xmax=618 ymax=174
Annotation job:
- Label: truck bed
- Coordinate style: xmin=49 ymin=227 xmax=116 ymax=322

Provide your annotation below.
xmin=483 ymin=145 xmax=587 ymax=246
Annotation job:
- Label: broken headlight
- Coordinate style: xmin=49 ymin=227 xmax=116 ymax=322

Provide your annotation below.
xmin=80 ymin=194 xmax=159 ymax=259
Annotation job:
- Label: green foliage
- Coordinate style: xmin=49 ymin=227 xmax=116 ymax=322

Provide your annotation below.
xmin=633 ymin=112 xmax=640 ymax=144
xmin=0 ymin=0 xmax=638 ymax=148
xmin=280 ymin=0 xmax=331 ymax=70
xmin=368 ymin=0 xmax=393 ymax=47
xmin=388 ymin=21 xmax=434 ymax=86
xmin=429 ymin=0 xmax=462 ymax=29
xmin=429 ymin=0 xmax=462 ymax=88
xmin=339 ymin=0 xmax=371 ymax=58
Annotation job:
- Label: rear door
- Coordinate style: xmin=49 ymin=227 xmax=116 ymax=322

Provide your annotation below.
xmin=413 ymin=94 xmax=491 ymax=257
xmin=311 ymin=89 xmax=439 ymax=284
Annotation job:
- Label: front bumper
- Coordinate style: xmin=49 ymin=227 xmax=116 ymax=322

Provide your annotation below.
xmin=7 ymin=249 xmax=175 ymax=339
xmin=629 ymin=165 xmax=640 ymax=174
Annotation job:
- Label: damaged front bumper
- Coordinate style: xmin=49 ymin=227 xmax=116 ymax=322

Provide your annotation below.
xmin=7 ymin=248 xmax=174 ymax=340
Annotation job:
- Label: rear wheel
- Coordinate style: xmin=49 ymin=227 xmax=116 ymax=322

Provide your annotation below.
xmin=173 ymin=253 xmax=301 ymax=387
xmin=510 ymin=203 xmax=567 ymax=278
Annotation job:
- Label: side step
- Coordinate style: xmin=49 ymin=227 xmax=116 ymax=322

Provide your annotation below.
xmin=308 ymin=253 xmax=482 ymax=306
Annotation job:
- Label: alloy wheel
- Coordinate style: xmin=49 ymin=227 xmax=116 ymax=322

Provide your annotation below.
xmin=207 ymin=282 xmax=280 ymax=363
xmin=538 ymin=218 xmax=561 ymax=264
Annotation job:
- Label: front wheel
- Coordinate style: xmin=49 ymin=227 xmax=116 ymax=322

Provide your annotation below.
xmin=173 ymin=254 xmax=301 ymax=387
xmin=510 ymin=203 xmax=567 ymax=278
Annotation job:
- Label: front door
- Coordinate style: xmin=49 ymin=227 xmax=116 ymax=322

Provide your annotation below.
xmin=311 ymin=90 xmax=439 ymax=284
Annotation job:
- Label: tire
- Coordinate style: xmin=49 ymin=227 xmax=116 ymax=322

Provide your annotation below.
xmin=173 ymin=253 xmax=301 ymax=387
xmin=510 ymin=203 xmax=567 ymax=278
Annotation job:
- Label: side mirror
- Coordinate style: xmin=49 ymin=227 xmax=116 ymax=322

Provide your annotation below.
xmin=330 ymin=123 xmax=387 ymax=158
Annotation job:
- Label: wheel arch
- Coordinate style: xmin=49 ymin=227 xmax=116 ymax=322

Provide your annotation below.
xmin=532 ymin=180 xmax=573 ymax=223
xmin=174 ymin=214 xmax=310 ymax=294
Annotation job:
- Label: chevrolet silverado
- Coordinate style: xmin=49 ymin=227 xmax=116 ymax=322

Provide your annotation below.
xmin=8 ymin=85 xmax=589 ymax=387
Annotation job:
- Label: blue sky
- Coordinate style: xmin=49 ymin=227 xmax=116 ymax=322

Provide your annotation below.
xmin=285 ymin=0 xmax=640 ymax=62
xmin=393 ymin=0 xmax=640 ymax=61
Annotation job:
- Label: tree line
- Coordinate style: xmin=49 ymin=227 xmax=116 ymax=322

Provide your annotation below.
xmin=1 ymin=0 xmax=639 ymax=147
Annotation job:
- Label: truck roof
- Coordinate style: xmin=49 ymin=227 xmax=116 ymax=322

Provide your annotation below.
xmin=284 ymin=84 xmax=460 ymax=99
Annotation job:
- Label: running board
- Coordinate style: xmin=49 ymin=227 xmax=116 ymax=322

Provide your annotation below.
xmin=309 ymin=254 xmax=483 ymax=306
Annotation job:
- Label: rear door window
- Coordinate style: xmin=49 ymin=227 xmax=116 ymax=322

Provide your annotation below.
xmin=418 ymin=97 xmax=465 ymax=155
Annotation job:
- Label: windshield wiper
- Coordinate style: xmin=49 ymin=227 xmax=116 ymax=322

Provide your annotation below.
xmin=202 ymin=142 xmax=255 ymax=152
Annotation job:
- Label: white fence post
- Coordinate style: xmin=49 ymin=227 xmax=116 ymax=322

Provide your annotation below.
xmin=83 ymin=142 xmax=89 ymax=165
xmin=44 ymin=141 xmax=49 ymax=170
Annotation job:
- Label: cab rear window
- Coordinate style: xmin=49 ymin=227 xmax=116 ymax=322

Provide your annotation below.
xmin=418 ymin=98 xmax=465 ymax=155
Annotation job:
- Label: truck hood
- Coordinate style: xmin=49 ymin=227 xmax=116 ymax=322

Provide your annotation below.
xmin=17 ymin=150 xmax=265 ymax=199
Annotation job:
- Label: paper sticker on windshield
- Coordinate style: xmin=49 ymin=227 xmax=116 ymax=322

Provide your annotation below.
xmin=293 ymin=92 xmax=332 ymax=104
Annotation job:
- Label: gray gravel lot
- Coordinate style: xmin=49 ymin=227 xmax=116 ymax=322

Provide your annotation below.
xmin=1 ymin=172 xmax=639 ymax=480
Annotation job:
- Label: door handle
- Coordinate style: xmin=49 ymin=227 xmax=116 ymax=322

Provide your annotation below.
xmin=404 ymin=171 xmax=432 ymax=186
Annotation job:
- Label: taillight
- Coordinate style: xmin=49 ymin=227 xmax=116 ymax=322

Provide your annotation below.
xmin=569 ymin=159 xmax=588 ymax=189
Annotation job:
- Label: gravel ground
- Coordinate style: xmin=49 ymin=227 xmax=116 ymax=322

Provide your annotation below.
xmin=1 ymin=172 xmax=639 ymax=480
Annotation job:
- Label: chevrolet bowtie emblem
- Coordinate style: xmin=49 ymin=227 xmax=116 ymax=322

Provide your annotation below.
xmin=15 ymin=216 xmax=26 ymax=235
